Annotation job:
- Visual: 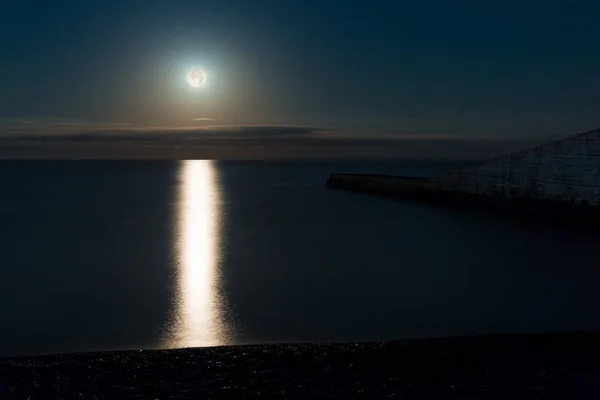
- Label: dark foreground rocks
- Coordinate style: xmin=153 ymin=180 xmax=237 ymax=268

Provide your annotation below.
xmin=2 ymin=332 xmax=600 ymax=399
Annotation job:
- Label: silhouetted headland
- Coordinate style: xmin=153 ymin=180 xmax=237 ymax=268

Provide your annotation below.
xmin=327 ymin=128 xmax=600 ymax=227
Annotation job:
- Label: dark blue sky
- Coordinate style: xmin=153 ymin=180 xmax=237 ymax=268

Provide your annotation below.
xmin=1 ymin=0 xmax=599 ymax=140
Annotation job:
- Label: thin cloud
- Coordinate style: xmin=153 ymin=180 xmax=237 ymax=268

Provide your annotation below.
xmin=0 ymin=116 xmax=565 ymax=160
xmin=192 ymin=117 xmax=215 ymax=121
xmin=98 ymin=125 xmax=332 ymax=139
xmin=0 ymin=119 xmax=335 ymax=141
xmin=195 ymin=125 xmax=337 ymax=138
xmin=0 ymin=117 xmax=133 ymax=136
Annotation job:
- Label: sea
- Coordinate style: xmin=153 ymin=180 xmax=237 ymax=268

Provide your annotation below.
xmin=1 ymin=160 xmax=600 ymax=357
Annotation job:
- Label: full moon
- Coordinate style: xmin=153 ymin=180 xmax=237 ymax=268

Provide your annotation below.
xmin=188 ymin=68 xmax=207 ymax=88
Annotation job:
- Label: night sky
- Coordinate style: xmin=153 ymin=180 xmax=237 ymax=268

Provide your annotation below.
xmin=1 ymin=1 xmax=599 ymax=158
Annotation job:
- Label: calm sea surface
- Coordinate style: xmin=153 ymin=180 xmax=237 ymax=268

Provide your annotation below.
xmin=1 ymin=160 xmax=600 ymax=357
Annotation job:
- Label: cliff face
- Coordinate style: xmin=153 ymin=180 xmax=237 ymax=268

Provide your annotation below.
xmin=426 ymin=128 xmax=600 ymax=206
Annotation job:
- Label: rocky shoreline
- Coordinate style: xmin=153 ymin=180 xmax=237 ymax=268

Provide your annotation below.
xmin=2 ymin=332 xmax=600 ymax=399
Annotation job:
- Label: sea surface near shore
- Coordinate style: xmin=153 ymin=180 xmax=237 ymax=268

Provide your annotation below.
xmin=2 ymin=160 xmax=600 ymax=359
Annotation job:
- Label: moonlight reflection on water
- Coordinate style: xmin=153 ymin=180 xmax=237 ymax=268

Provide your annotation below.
xmin=166 ymin=160 xmax=227 ymax=348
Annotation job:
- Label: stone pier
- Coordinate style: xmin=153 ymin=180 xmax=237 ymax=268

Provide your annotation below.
xmin=327 ymin=128 xmax=600 ymax=226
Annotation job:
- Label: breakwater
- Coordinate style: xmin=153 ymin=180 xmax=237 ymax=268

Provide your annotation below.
xmin=327 ymin=128 xmax=600 ymax=226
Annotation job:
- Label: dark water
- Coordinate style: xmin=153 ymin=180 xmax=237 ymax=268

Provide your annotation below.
xmin=1 ymin=160 xmax=600 ymax=357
